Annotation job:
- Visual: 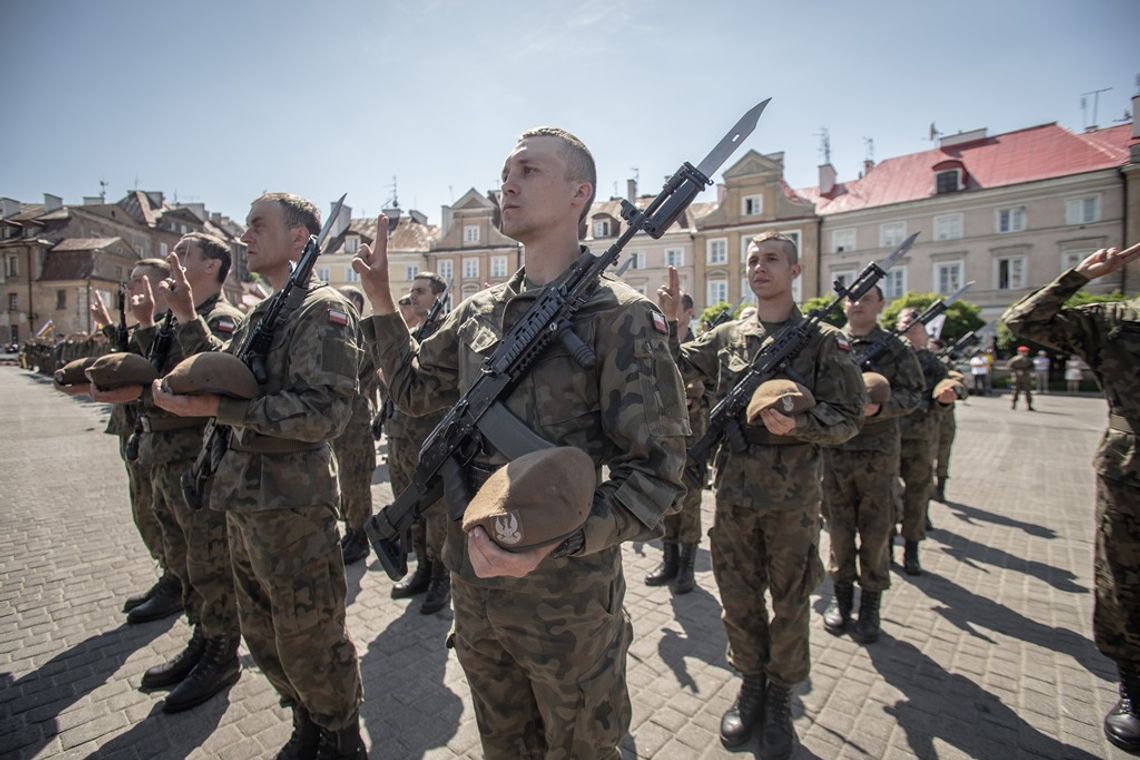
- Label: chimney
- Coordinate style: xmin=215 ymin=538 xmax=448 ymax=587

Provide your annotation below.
xmin=210 ymin=211 xmax=222 ymax=223
xmin=626 ymin=178 xmax=637 ymax=203
xmin=329 ymin=201 xmax=352 ymax=238
xmin=441 ymin=204 xmax=453 ymax=237
xmin=82 ymin=196 xmax=103 ymax=205
xmin=44 ymin=193 xmax=63 ymax=212
xmin=1 ymin=198 xmax=21 ymax=218
xmin=409 ymin=209 xmax=428 ymax=225
xmin=863 ymin=159 xmax=875 ymax=176
xmin=819 ymin=164 xmax=837 ymax=197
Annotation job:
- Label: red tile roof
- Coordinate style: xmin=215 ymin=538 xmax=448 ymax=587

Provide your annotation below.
xmin=50 ymin=237 xmax=122 ymax=252
xmin=799 ymin=122 xmax=1134 ymax=215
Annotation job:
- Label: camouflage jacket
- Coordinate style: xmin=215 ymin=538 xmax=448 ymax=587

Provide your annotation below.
xmin=1003 ymin=268 xmax=1140 ymax=484
xmin=380 ymin=318 xmax=446 ymax=443
xmin=675 ymin=308 xmax=865 ymax=510
xmin=175 ymin=283 xmax=363 ymax=511
xmin=366 ymin=264 xmax=689 ymax=589
xmin=840 ymin=324 xmax=925 ymax=452
xmin=898 ymin=342 xmax=949 ymax=441
xmin=1008 ymin=355 xmax=1034 ymax=387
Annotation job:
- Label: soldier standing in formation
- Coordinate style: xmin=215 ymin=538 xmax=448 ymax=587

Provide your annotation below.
xmin=1003 ymin=244 xmax=1140 ymax=753
xmin=821 ymin=286 xmax=923 ymax=643
xmin=932 ymin=351 xmax=959 ymax=503
xmin=154 ymin=194 xmax=367 ymax=759
xmin=353 ymin=127 xmax=688 ymax=759
xmin=645 ymin=291 xmax=706 ymax=595
xmin=660 ymin=232 xmax=864 ymax=758
xmin=1008 ymin=344 xmax=1036 ymax=410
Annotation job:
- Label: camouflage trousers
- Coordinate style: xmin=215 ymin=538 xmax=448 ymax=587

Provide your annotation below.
xmin=661 ymin=480 xmax=703 ymax=545
xmin=331 ymin=415 xmax=375 ymax=531
xmin=822 ymin=447 xmax=897 ymax=592
xmin=1011 ymin=379 xmax=1034 ymax=409
xmin=388 ymin=437 xmax=446 ymax=562
xmin=710 ymin=498 xmax=825 ymax=686
xmin=899 ymin=422 xmax=937 ymax=543
xmin=149 ymin=458 xmax=238 ymax=637
xmin=450 ymin=573 xmax=633 ymax=760
xmin=1094 ymin=475 xmax=1140 ymax=669
xmin=935 ymin=409 xmax=956 ymax=481
xmin=120 ymin=435 xmax=163 ymax=567
xmin=227 ymin=507 xmax=362 ymax=731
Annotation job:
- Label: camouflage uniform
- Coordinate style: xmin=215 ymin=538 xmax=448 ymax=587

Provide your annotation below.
xmin=898 ymin=343 xmax=949 ymax=544
xmin=1003 ymin=269 xmax=1140 ymax=671
xmin=111 ymin=404 xmax=164 ymax=566
xmin=664 ymin=393 xmax=707 ymax=546
xmin=330 ymin=335 xmax=379 ymax=532
xmin=177 ymin=283 xmax=363 ymax=731
xmin=133 ymin=294 xmax=243 ymax=638
xmin=933 ymin=384 xmax=956 ymax=485
xmin=823 ymin=326 xmax=923 ymax=593
xmin=674 ymin=310 xmax=864 ymax=686
xmin=1008 ymin=354 xmax=1035 ymax=409
xmin=368 ymin=266 xmax=688 ymax=759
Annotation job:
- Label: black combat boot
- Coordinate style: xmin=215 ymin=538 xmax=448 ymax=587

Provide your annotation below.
xmin=645 ymin=542 xmax=679 ymax=586
xmin=162 ymin=633 xmax=241 ymax=713
xmin=276 ymin=706 xmax=321 ymax=760
xmin=127 ymin=573 xmax=183 ymax=624
xmin=1105 ymin=668 xmax=1140 ymax=752
xmin=315 ymin=714 xmax=367 ymax=759
xmin=720 ymin=672 xmax=766 ymax=748
xmin=123 ymin=574 xmax=167 ymax=613
xmin=419 ymin=561 xmax=451 ymax=615
xmin=903 ymin=541 xmax=922 ymax=576
xmin=933 ymin=476 xmax=947 ymax=502
xmin=823 ymin=582 xmax=853 ymax=635
xmin=390 ymin=555 xmax=432 ymax=599
xmin=674 ymin=544 xmax=698 ymax=594
xmin=141 ymin=625 xmax=206 ymax=689
xmin=760 ymin=681 xmax=798 ymax=760
xmin=850 ymin=590 xmax=882 ymax=644
xmin=340 ymin=528 xmax=370 ymax=566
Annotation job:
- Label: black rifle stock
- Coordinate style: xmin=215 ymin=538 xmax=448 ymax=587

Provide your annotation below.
xmin=855 ymin=280 xmax=974 ymax=370
xmin=364 ymin=100 xmax=771 ymax=581
xmin=115 ymin=286 xmax=129 ymax=351
xmin=372 ymin=286 xmax=449 ymax=440
xmin=124 ymin=310 xmax=176 ymax=462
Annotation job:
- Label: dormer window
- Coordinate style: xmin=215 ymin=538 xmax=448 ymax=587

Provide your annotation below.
xmin=935 ymin=170 xmax=961 ymax=194
xmin=742 ymin=194 xmax=763 ymax=216
xmin=592 ymin=218 xmax=612 ymax=238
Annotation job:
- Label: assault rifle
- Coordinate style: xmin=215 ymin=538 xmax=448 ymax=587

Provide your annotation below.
xmin=706 ymin=298 xmax=745 ymax=331
xmin=124 ymin=310 xmax=176 ymax=461
xmin=181 ymin=194 xmax=347 ymax=510
xmin=372 ymin=284 xmax=450 ymax=440
xmin=365 ymin=100 xmax=770 ymax=580
xmin=855 ymin=280 xmax=974 ymax=370
xmin=683 ymin=233 xmax=918 ymax=489
xmin=938 ymin=329 xmax=980 ymax=361
xmin=115 ymin=286 xmax=130 ymax=351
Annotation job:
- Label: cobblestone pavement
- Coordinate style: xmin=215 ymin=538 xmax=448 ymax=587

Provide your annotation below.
xmin=0 ymin=366 xmax=1131 ymax=759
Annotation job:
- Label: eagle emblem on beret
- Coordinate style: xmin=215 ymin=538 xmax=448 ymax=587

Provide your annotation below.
xmin=493 ymin=513 xmax=522 ymax=545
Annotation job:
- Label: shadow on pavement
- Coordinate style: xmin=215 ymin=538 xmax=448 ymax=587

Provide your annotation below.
xmin=867 ymin=633 xmax=1101 ymax=759
xmin=943 ymin=498 xmax=1057 ymax=539
xmin=934 ymin=530 xmax=1088 ymax=594
xmin=657 ymin=567 xmax=728 ymax=694
xmin=86 ymin=688 xmax=230 ymax=759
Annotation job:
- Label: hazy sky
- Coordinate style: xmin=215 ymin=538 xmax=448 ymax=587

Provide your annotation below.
xmin=3 ymin=0 xmax=1138 ymax=226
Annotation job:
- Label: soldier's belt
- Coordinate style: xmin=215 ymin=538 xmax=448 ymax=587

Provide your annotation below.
xmin=140 ymin=415 xmax=209 ymax=433
xmin=1109 ymin=414 xmax=1140 ymax=435
xmin=228 ymin=431 xmax=327 ymax=454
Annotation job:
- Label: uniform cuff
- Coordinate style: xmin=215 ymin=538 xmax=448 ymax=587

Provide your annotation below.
xmin=216 ymin=397 xmax=250 ymax=426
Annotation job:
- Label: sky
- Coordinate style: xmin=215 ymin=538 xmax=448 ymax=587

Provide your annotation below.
xmin=3 ymin=0 xmax=1138 ymax=227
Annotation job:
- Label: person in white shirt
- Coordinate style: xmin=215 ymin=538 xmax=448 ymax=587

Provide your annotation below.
xmin=1033 ymin=350 xmax=1051 ymax=393
xmin=969 ymin=351 xmax=989 ymax=396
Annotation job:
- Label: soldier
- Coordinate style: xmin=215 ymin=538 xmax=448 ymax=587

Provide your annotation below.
xmin=353 ymin=127 xmax=687 ymax=759
xmin=659 ymin=232 xmax=865 ymax=757
xmin=821 ymin=286 xmax=923 ymax=644
xmin=895 ymin=307 xmax=958 ymax=575
xmin=380 ymin=271 xmax=451 ymax=613
xmin=332 ymin=285 xmax=378 ymax=566
xmin=932 ymin=356 xmax=958 ymax=503
xmin=1002 ymin=244 xmax=1140 ymax=753
xmin=1008 ymin=344 xmax=1036 ymax=410
xmin=154 ymin=194 xmax=366 ymax=758
xmin=645 ymin=291 xmax=707 ymax=594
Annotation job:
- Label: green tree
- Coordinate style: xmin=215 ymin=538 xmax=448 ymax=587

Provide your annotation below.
xmin=996 ymin=288 xmax=1128 ymax=355
xmin=699 ymin=301 xmax=745 ymax=331
xmin=799 ymin=296 xmax=846 ymax=328
xmin=880 ymin=292 xmax=983 ymax=344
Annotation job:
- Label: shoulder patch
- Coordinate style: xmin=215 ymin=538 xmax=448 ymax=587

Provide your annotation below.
xmin=835 ymin=335 xmax=851 ymax=352
xmin=651 ymin=311 xmax=669 ymax=335
xmin=213 ymin=319 xmax=236 ymax=334
xmin=327 ymin=308 xmax=349 ymax=327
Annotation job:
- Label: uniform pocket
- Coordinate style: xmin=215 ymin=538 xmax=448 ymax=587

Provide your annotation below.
xmin=637 ymin=337 xmax=690 ymax=437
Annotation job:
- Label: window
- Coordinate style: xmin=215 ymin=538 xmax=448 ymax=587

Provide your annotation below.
xmin=934 ymin=261 xmax=963 ymax=295
xmin=4 ymin=254 xmax=17 ymax=277
xmin=996 ymin=256 xmax=1026 ymax=290
xmin=463 ymin=257 xmax=479 ymax=279
xmin=996 ymin=206 xmax=1026 ymax=233
xmin=884 ymin=267 xmax=907 ymax=300
xmin=160 ymin=242 xmax=169 ymax=257
xmin=742 ymin=194 xmax=763 ymax=216
xmin=706 ymin=238 xmax=727 ymax=265
xmin=707 ymin=279 xmax=727 ymax=305
xmin=345 ymin=268 xmax=360 ymax=283
xmin=665 ymin=249 xmax=683 ymax=268
xmin=491 ymin=256 xmax=507 ymax=278
xmin=880 ymin=221 xmax=906 ymax=248
xmin=404 ymin=264 xmax=419 ymax=282
xmin=345 ymin=235 xmax=360 ymax=254
xmin=934 ymin=213 xmax=963 ymax=241
xmin=317 ymin=267 xmax=331 ymax=282
xmin=464 ymin=225 xmax=480 ymax=244
xmin=830 ymin=268 xmax=858 ymax=291
xmin=56 ymin=289 xmax=66 ymax=310
xmin=935 ymin=170 xmax=961 ymax=194
xmin=1062 ymin=249 xmax=1092 ymax=271
xmin=628 ymin=251 xmax=645 ymax=270
xmin=592 ymin=219 xmax=611 ymax=238
xmin=437 ymin=260 xmax=453 ymax=282
xmin=7 ymin=293 xmax=17 ymax=311
xmin=832 ymin=228 xmax=856 ymax=253
xmin=1065 ymin=196 xmax=1100 ymax=225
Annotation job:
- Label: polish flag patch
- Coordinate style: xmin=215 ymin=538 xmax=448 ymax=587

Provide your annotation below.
xmin=836 ymin=336 xmax=851 ymax=352
xmin=651 ymin=311 xmax=669 ymax=334
xmin=215 ymin=319 xmax=236 ymax=334
xmin=328 ymin=309 xmax=349 ymax=327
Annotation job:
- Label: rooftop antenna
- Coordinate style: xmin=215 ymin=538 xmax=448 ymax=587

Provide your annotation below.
xmin=98 ymin=179 xmax=107 ymax=202
xmin=813 ymin=127 xmax=831 ymax=164
xmin=928 ymin=122 xmax=942 ymax=142
xmin=1081 ymin=87 xmax=1112 ymax=129
xmin=385 ymin=176 xmax=400 ymax=209
xmin=863 ymin=137 xmax=874 ymax=163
